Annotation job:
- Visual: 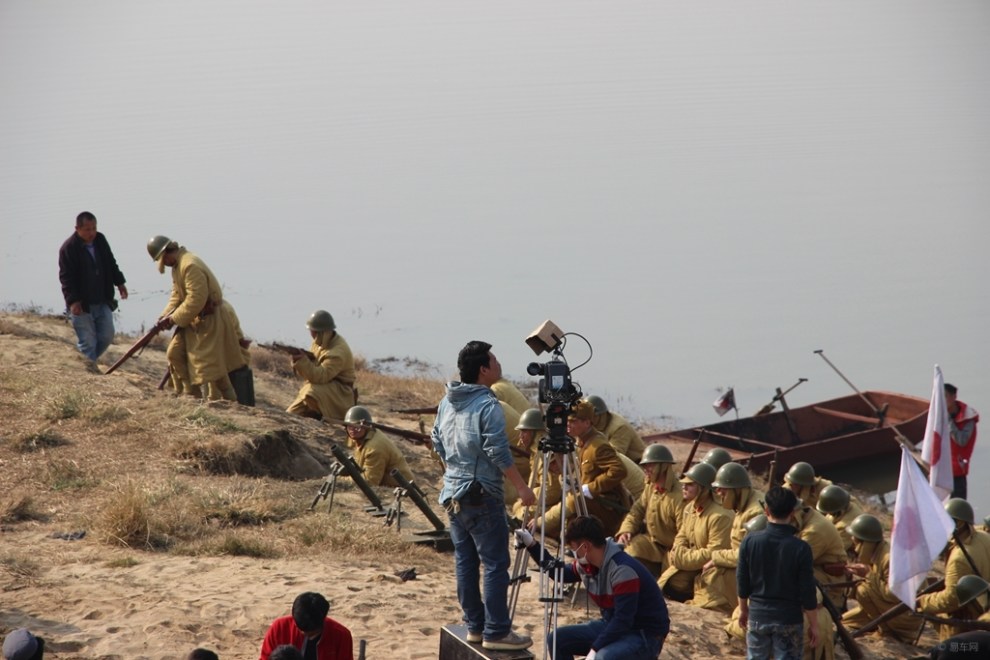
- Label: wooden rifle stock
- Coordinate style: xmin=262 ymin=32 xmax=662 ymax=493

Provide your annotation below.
xmin=391 ymin=405 xmax=439 ymax=415
xmin=681 ymin=432 xmax=703 ymax=477
xmin=157 ymin=365 xmax=171 ymax=391
xmin=104 ymin=319 xmax=167 ymax=375
xmin=258 ymin=341 xmax=316 ymax=361
xmin=816 ymin=580 xmax=864 ymax=660
xmin=851 ymin=578 xmax=944 ymax=638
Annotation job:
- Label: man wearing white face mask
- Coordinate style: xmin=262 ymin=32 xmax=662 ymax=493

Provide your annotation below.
xmin=515 ymin=515 xmax=669 ymax=659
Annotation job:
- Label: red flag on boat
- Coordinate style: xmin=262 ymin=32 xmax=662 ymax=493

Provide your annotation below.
xmin=712 ymin=388 xmax=736 ymax=417
xmin=921 ymin=365 xmax=953 ymax=502
xmin=888 ymin=447 xmax=954 ymax=607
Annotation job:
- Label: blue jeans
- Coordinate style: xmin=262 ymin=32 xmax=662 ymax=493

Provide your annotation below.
xmin=549 ymin=619 xmax=664 ymax=659
xmin=448 ymin=492 xmax=511 ymax=640
xmin=746 ymin=620 xmax=803 ymax=660
xmin=70 ymin=303 xmax=115 ymax=361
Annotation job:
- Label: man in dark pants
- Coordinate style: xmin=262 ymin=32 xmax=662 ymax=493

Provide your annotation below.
xmin=432 ymin=340 xmax=535 ymax=652
xmin=737 ymin=485 xmax=820 ymax=660
xmin=58 ymin=211 xmax=127 ymax=364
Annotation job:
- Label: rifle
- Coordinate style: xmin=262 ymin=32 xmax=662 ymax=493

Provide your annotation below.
xmin=257 ymin=341 xmax=316 ymax=361
xmin=157 ymin=365 xmax=171 ymax=391
xmin=328 ymin=418 xmax=531 ymax=459
xmin=328 ymin=443 xmax=386 ymax=515
xmin=766 ymin=449 xmax=779 ymax=487
xmin=681 ymin=430 xmax=703 ymax=477
xmin=755 ymin=378 xmax=808 ymax=415
xmin=851 ymin=578 xmax=944 ymax=638
xmin=309 ymin=463 xmax=346 ymax=513
xmin=391 ymin=405 xmax=439 ymax=415
xmin=104 ymin=318 xmax=168 ymax=375
xmin=914 ymin=612 xmax=990 ymax=632
xmin=816 ymin=580 xmax=864 ymax=660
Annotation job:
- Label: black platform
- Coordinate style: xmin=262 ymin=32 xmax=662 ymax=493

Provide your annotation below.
xmin=439 ymin=624 xmax=535 ymax=660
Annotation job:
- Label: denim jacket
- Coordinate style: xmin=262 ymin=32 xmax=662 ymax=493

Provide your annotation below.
xmin=432 ymin=382 xmax=514 ymax=504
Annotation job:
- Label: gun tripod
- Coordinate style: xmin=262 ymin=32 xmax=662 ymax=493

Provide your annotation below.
xmin=508 ymin=435 xmax=588 ymax=660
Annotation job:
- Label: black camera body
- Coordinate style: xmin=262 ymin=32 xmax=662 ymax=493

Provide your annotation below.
xmin=528 ymin=358 xmax=582 ymax=451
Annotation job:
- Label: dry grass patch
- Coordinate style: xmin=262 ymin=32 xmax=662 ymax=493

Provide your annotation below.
xmin=104 ymin=556 xmax=141 ymax=569
xmin=45 ymin=387 xmax=92 ymax=421
xmin=0 ymin=495 xmax=45 ymax=523
xmin=194 ymin=479 xmax=297 ymax=528
xmin=0 ymin=552 xmax=41 ymax=580
xmin=251 ymin=347 xmax=296 ymax=379
xmin=12 ymin=428 xmax=70 ymax=452
xmin=46 ymin=458 xmax=99 ymax=491
xmin=357 ymin=369 xmax=445 ymax=411
xmin=183 ymin=406 xmax=246 ymax=434
xmin=96 ymin=480 xmax=199 ymax=550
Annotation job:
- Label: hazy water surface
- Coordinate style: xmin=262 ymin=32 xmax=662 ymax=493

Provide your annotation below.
xmin=2 ymin=2 xmax=988 ymax=511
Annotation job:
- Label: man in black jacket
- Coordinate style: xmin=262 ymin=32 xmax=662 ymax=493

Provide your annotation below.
xmin=58 ymin=211 xmax=127 ymax=363
xmin=737 ymin=485 xmax=820 ymax=660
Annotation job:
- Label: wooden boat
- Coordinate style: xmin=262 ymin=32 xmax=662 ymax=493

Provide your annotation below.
xmin=643 ymin=390 xmax=929 ymax=478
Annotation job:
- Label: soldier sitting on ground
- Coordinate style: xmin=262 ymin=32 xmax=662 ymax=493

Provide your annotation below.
xmin=616 ymin=443 xmax=686 ymax=579
xmin=586 ymin=395 xmax=646 ymax=462
xmin=510 ymin=409 xmax=561 ymax=523
xmin=286 ymin=310 xmax=356 ymax=422
xmin=840 ymin=514 xmax=921 ymax=642
xmin=658 ymin=462 xmax=733 ymax=607
xmin=918 ymin=498 xmax=990 ymax=641
xmin=816 ymin=484 xmax=865 ymax=555
xmin=782 ymin=461 xmax=833 ymax=510
xmin=705 ymin=462 xmax=767 ymax=616
xmin=343 ymin=406 xmax=413 ymax=487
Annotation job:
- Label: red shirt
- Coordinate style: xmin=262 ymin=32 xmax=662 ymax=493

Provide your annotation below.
xmin=259 ymin=615 xmax=353 ymax=660
xmin=949 ymin=401 xmax=979 ymax=477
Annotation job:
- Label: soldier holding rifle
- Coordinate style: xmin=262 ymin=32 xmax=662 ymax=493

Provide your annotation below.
xmin=147 ymin=235 xmax=246 ymax=400
xmin=285 ymin=310 xmax=356 ymax=422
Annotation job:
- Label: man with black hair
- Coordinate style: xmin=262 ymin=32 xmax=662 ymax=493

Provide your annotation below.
xmin=515 ymin=515 xmax=669 ymax=659
xmin=259 ymin=592 xmax=353 ymax=660
xmin=187 ymin=650 xmax=219 ymax=660
xmin=2 ymin=628 xmax=44 ymax=660
xmin=944 ymin=383 xmax=979 ymax=499
xmin=269 ymin=646 xmax=304 ymax=660
xmin=737 ymin=485 xmax=819 ymax=660
xmin=58 ymin=211 xmax=128 ymax=365
xmin=432 ymin=340 xmax=535 ymax=652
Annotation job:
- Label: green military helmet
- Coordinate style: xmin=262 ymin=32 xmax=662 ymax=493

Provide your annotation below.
xmin=745 ymin=514 xmax=768 ymax=534
xmin=955 ymin=575 xmax=990 ymax=607
xmin=640 ymin=443 xmax=675 ymax=465
xmin=147 ymin=235 xmax=173 ymax=261
xmin=712 ymin=462 xmax=752 ymax=490
xmin=848 ymin=514 xmax=884 ymax=543
xmin=984 ymin=515 xmax=990 ymax=530
xmin=516 ymin=408 xmax=546 ymax=431
xmin=785 ymin=461 xmax=817 ymax=487
xmin=701 ymin=447 xmax=733 ymax=471
xmin=945 ymin=497 xmax=975 ymax=525
xmin=816 ymin=485 xmax=851 ymax=515
xmin=585 ymin=395 xmax=608 ymax=416
xmin=306 ymin=309 xmax=336 ymax=332
xmin=343 ymin=405 xmax=373 ymax=426
xmin=680 ymin=462 xmax=717 ymax=489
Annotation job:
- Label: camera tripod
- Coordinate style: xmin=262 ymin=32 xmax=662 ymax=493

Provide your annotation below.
xmin=508 ymin=434 xmax=588 ymax=660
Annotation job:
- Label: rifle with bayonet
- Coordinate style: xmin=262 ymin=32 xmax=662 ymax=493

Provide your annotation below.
xmin=104 ymin=318 xmax=169 ymax=375
xmin=257 ymin=341 xmax=316 ymax=361
xmin=328 ymin=443 xmax=386 ymax=515
xmin=816 ymin=580 xmax=864 ymax=660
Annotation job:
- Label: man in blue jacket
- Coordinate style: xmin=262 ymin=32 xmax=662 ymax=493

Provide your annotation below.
xmin=58 ymin=211 xmax=127 ymax=363
xmin=515 ymin=515 xmax=669 ymax=659
xmin=737 ymin=485 xmax=820 ymax=660
xmin=432 ymin=340 xmax=535 ymax=652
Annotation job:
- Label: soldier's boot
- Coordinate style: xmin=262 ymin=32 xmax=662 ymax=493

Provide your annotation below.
xmin=207 ymin=376 xmax=236 ymax=401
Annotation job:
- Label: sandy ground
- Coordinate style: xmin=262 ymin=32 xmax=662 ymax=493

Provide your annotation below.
xmin=0 ymin=312 xmax=936 ymax=659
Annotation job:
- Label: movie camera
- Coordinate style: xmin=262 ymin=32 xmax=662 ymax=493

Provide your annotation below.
xmin=524 ymin=320 xmax=592 ymax=451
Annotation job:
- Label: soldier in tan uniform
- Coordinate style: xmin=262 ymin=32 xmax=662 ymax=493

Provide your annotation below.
xmin=342 ymin=406 xmax=413 ymax=487
xmin=491 ymin=378 xmax=531 ymax=416
xmin=793 ymin=499 xmax=847 ymax=659
xmin=530 ymin=400 xmax=628 ymax=538
xmin=618 ymin=452 xmax=645 ymax=501
xmin=511 ymin=409 xmax=561 ymax=522
xmin=148 ymin=236 xmax=247 ymax=401
xmin=783 ymin=462 xmax=833 ymax=510
xmin=840 ymin=514 xmax=921 ymax=642
xmin=918 ymin=498 xmax=990 ymax=641
xmin=658 ymin=462 xmax=733 ymax=608
xmin=701 ymin=447 xmax=733 ymax=473
xmin=586 ymin=395 xmax=645 ymax=463
xmin=286 ymin=310 xmax=356 ymax=422
xmin=616 ymin=444 xmax=685 ymax=578
xmin=816 ymin=485 xmax=865 ymax=555
xmin=499 ymin=401 xmax=530 ymax=506
xmin=706 ymin=462 xmax=766 ymax=615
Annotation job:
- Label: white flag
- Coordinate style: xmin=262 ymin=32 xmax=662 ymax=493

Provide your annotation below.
xmin=713 ymin=388 xmax=736 ymax=417
xmin=888 ymin=447 xmax=954 ymax=608
xmin=921 ymin=365 xmax=954 ymax=502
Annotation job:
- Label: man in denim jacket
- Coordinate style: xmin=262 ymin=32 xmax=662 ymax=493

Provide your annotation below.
xmin=432 ymin=340 xmax=535 ymax=652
